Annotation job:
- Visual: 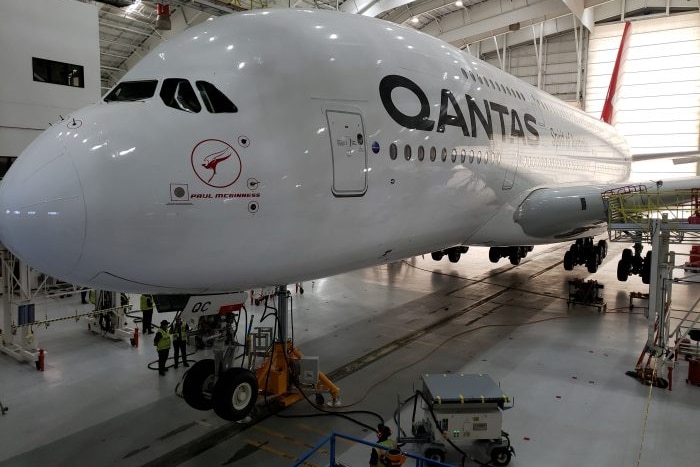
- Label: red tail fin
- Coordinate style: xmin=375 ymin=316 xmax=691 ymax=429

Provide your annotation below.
xmin=601 ymin=22 xmax=631 ymax=124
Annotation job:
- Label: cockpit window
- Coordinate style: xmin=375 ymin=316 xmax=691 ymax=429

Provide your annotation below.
xmin=104 ymin=80 xmax=158 ymax=102
xmin=196 ymin=81 xmax=238 ymax=113
xmin=160 ymin=78 xmax=201 ymax=113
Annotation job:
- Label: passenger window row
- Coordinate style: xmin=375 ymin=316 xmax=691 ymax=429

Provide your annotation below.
xmin=461 ymin=68 xmax=525 ymax=102
xmin=104 ymin=78 xmax=237 ymax=114
xmin=388 ymin=143 xmax=501 ymax=166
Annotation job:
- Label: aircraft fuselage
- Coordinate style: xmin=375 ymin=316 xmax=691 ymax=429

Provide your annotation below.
xmin=0 ymin=10 xmax=631 ymax=293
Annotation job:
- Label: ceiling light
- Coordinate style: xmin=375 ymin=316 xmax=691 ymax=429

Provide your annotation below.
xmin=455 ymin=0 xmax=464 ymax=6
xmin=411 ymin=17 xmax=419 ymax=23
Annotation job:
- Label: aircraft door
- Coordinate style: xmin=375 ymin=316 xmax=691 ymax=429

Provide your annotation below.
xmin=502 ymin=140 xmax=519 ymax=190
xmin=326 ymin=110 xmax=367 ymax=197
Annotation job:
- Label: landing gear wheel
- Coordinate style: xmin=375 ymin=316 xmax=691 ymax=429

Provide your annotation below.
xmin=424 ymin=447 xmax=446 ymax=465
xmin=491 ymin=447 xmax=512 ymax=466
xmin=563 ymin=251 xmax=574 ymax=271
xmin=598 ymin=240 xmax=608 ymax=258
xmin=586 ymin=250 xmax=601 ymax=274
xmin=642 ymin=251 xmax=652 ymax=284
xmin=447 ymin=249 xmax=461 ymax=263
xmin=489 ymin=248 xmax=500 ymax=263
xmin=617 ymin=259 xmax=629 ymax=281
xmin=509 ymin=253 xmax=521 ymax=265
xmin=431 ymin=251 xmax=444 ymax=261
xmin=622 ymin=248 xmax=633 ymax=261
xmin=570 ymin=243 xmax=580 ymax=257
xmin=212 ymin=367 xmax=259 ymax=421
xmin=182 ymin=359 xmax=215 ymax=411
xmin=595 ymin=246 xmax=604 ymax=265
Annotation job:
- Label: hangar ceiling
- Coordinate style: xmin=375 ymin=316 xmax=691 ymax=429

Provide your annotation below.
xmin=88 ymin=0 xmax=700 ymax=93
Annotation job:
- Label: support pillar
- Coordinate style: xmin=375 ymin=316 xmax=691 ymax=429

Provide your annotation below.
xmin=647 ymin=218 xmax=671 ymax=356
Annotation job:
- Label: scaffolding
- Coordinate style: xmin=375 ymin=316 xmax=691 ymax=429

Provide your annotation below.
xmin=603 ymin=187 xmax=700 ymax=388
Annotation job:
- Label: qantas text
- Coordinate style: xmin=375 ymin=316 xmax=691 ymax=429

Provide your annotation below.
xmin=379 ymin=74 xmax=539 ymax=145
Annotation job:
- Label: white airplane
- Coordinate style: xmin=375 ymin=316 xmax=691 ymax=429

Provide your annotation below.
xmin=0 ymin=8 xmax=697 ymax=295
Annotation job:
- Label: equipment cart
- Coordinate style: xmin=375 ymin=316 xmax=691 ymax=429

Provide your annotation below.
xmin=398 ymin=373 xmax=514 ymax=466
xmin=567 ymin=279 xmax=606 ymax=312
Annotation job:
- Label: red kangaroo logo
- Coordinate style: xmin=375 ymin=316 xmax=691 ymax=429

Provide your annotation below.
xmin=201 ymin=147 xmax=233 ymax=183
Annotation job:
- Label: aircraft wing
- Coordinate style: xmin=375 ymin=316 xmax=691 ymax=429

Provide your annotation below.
xmin=513 ymin=176 xmax=700 ymax=240
xmin=631 ymin=151 xmax=700 ymax=165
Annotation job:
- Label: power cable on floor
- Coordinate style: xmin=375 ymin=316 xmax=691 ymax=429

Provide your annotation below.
xmin=341 ymin=315 xmax=571 ymax=409
xmin=635 ymin=357 xmax=658 ymax=467
xmin=256 ymin=293 xmax=386 ymax=434
xmin=146 ymin=349 xmax=199 ymax=372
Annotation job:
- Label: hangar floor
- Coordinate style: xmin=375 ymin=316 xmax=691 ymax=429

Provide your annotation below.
xmin=0 ymin=238 xmax=698 ymax=467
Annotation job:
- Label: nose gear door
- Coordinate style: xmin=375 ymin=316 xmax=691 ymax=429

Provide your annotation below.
xmin=326 ymin=110 xmax=367 ymax=197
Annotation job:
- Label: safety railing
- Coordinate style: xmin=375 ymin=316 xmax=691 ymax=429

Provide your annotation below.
xmin=602 ymin=188 xmax=700 ymax=243
xmin=291 ymin=431 xmax=454 ymax=467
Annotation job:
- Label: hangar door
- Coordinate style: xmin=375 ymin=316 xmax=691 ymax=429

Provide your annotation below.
xmin=326 ymin=110 xmax=368 ymax=197
xmin=585 ymin=14 xmax=700 ymax=180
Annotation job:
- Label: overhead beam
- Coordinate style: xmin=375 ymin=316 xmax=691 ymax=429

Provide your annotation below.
xmin=340 ymin=0 xmax=380 ymax=14
xmin=426 ymin=0 xmax=573 ymax=45
xmin=562 ymin=0 xmax=613 ymax=30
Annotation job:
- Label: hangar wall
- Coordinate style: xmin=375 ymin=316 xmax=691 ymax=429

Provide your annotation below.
xmin=482 ymin=30 xmax=584 ymax=105
xmin=585 ymin=13 xmax=700 ymax=180
xmin=0 ymin=0 xmax=100 ymax=159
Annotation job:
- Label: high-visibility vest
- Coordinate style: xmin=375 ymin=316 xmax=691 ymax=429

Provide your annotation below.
xmin=172 ymin=322 xmax=187 ymax=341
xmin=155 ymin=328 xmax=171 ymax=351
xmin=141 ymin=294 xmax=154 ymax=311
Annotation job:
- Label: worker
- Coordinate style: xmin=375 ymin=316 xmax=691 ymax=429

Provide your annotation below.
xmin=153 ymin=320 xmax=171 ymax=376
xmin=369 ymin=424 xmax=400 ymax=467
xmin=170 ymin=315 xmax=190 ymax=368
xmin=141 ymin=294 xmax=154 ymax=334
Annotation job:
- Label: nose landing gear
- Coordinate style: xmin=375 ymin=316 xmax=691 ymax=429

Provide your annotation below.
xmin=177 ymin=287 xmax=341 ymax=422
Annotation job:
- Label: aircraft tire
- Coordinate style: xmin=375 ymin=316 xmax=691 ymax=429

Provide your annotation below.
xmin=586 ymin=255 xmax=598 ymax=273
xmin=641 ymin=251 xmax=652 ymax=284
xmin=489 ymin=248 xmax=501 ymax=263
xmin=447 ymin=249 xmax=461 ymax=263
xmin=570 ymin=243 xmax=579 ymax=257
xmin=563 ymin=251 xmax=574 ymax=271
xmin=617 ymin=259 xmax=629 ymax=282
xmin=212 ymin=367 xmax=258 ymax=421
xmin=509 ymin=254 xmax=521 ymax=265
xmin=182 ymin=359 xmax=215 ymax=411
xmin=598 ymin=240 xmax=608 ymax=258
xmin=622 ymin=248 xmax=633 ymax=261
xmin=431 ymin=251 xmax=444 ymax=261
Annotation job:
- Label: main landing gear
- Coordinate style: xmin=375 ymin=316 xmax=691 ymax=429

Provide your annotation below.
xmin=563 ymin=237 xmax=608 ymax=273
xmin=617 ymin=242 xmax=652 ymax=284
xmin=431 ymin=246 xmax=469 ymax=263
xmin=489 ymin=246 xmax=534 ymax=265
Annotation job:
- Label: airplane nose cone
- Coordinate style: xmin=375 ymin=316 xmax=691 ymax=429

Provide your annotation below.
xmin=0 ymin=141 xmax=86 ymax=278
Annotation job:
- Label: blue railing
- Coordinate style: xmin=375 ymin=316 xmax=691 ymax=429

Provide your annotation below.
xmin=291 ymin=431 xmax=455 ymax=467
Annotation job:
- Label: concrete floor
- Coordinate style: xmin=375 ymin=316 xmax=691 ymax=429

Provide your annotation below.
xmin=0 ymin=238 xmax=699 ymax=467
